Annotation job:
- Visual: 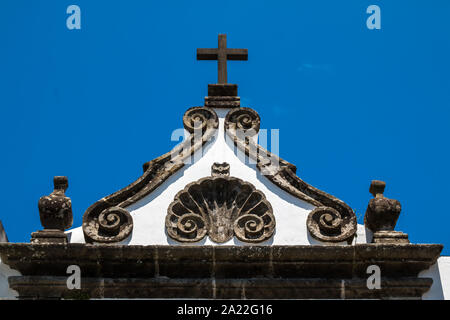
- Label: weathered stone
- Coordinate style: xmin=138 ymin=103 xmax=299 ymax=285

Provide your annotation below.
xmin=83 ymin=206 xmax=133 ymax=244
xmin=372 ymin=230 xmax=409 ymax=244
xmin=31 ymin=229 xmax=68 ymax=244
xmin=7 ymin=276 xmax=433 ymax=300
xmin=205 ymin=95 xmax=240 ymax=108
xmin=182 ymin=106 xmax=219 ymax=133
xmin=207 ymin=84 xmax=238 ymax=96
xmin=31 ymin=177 xmax=73 ymax=244
xmin=0 ymin=243 xmax=442 ymax=299
xmin=364 ymin=180 xmax=409 ymax=243
xmin=166 ymin=164 xmax=275 ymax=243
xmin=37 ymin=176 xmax=72 ymax=231
xmin=204 ymin=84 xmax=240 ymax=108
xmin=225 ymin=107 xmax=261 ymax=133
xmin=157 ymin=246 xmax=213 ymax=278
xmin=211 ymin=162 xmax=230 ymax=177
xmin=307 ymin=207 xmax=357 ymax=243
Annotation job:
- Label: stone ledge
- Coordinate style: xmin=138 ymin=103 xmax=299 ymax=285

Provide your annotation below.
xmin=207 ymin=84 xmax=238 ymax=96
xmin=9 ymin=276 xmax=432 ymax=300
xmin=205 ymin=96 xmax=240 ymax=108
xmin=0 ymin=243 xmax=442 ymax=299
xmin=31 ymin=229 xmax=68 ymax=244
xmin=0 ymin=244 xmax=442 ymax=278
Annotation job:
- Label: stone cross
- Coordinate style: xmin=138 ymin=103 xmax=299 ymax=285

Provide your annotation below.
xmin=197 ymin=34 xmax=248 ymax=84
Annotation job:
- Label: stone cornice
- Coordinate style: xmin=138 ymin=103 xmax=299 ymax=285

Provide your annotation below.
xmin=0 ymin=243 xmax=442 ymax=299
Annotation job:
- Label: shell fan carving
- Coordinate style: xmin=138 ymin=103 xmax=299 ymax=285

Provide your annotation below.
xmin=166 ymin=165 xmax=275 ymax=243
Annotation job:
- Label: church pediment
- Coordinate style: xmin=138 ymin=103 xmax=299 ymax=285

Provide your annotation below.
xmin=68 ymin=34 xmax=361 ymax=246
xmin=74 ymin=102 xmax=359 ymax=246
xmin=0 ymin=33 xmax=446 ymax=301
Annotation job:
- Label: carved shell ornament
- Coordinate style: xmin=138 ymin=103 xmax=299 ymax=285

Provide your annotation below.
xmin=166 ymin=163 xmax=275 ymax=243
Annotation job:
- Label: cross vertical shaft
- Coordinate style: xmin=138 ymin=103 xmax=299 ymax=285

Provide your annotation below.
xmin=218 ymin=34 xmax=227 ymax=84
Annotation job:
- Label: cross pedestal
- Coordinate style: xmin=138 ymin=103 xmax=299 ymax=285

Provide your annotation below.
xmin=205 ymin=84 xmax=240 ymax=108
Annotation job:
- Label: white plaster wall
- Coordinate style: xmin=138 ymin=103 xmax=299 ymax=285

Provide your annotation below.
xmin=0 ymin=257 xmax=19 ymax=300
xmin=420 ymin=256 xmax=450 ymax=300
xmin=68 ymin=108 xmax=367 ymax=246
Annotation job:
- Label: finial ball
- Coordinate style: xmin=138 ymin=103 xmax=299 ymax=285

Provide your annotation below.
xmin=53 ymin=176 xmax=68 ymax=191
xmin=369 ymin=180 xmax=385 ymax=198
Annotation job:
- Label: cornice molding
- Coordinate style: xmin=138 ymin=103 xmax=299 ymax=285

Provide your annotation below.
xmin=0 ymin=243 xmax=442 ymax=299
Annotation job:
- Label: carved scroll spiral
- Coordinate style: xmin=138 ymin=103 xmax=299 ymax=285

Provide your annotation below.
xmin=225 ymin=107 xmax=260 ymax=136
xmin=307 ymin=206 xmax=356 ymax=243
xmin=233 ymin=189 xmax=274 ymax=243
xmin=166 ymin=199 xmax=208 ymax=242
xmin=166 ymin=172 xmax=275 ymax=243
xmin=183 ymin=107 xmax=218 ymax=133
xmin=83 ymin=206 xmax=133 ymax=243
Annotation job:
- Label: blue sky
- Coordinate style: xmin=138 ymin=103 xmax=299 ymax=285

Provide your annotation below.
xmin=0 ymin=1 xmax=449 ymax=253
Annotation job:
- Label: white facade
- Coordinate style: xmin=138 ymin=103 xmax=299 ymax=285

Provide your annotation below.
xmin=421 ymin=257 xmax=450 ymax=300
xmin=0 ymin=257 xmax=19 ymax=299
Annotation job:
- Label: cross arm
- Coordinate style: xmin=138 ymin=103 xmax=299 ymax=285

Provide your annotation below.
xmin=226 ymin=49 xmax=248 ymax=60
xmin=197 ymin=48 xmax=218 ymax=60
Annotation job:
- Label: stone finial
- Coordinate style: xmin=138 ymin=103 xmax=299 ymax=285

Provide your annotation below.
xmin=31 ymin=176 xmax=73 ymax=244
xmin=364 ymin=180 xmax=409 ymax=244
